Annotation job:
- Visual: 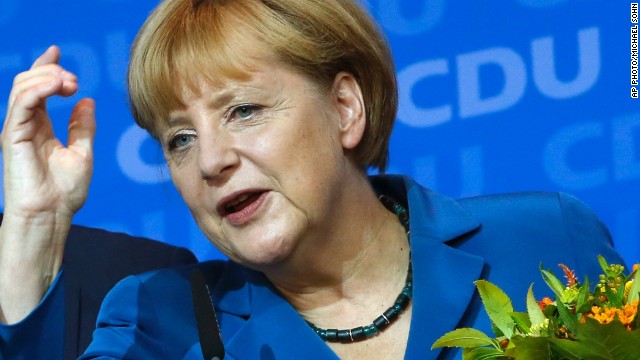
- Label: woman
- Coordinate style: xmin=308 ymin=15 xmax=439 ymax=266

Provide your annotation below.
xmin=76 ymin=0 xmax=625 ymax=358
xmin=3 ymin=0 xmax=623 ymax=359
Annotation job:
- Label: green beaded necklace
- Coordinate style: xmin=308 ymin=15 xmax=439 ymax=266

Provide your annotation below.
xmin=306 ymin=195 xmax=412 ymax=343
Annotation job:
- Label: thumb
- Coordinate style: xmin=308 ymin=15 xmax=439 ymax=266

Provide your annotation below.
xmin=67 ymin=98 xmax=96 ymax=156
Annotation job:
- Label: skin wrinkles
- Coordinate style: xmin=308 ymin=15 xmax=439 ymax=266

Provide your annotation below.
xmin=275 ymin=208 xmax=405 ymax=303
xmin=163 ymin=61 xmax=340 ymax=269
xmin=162 ymin=82 xmax=294 ymax=166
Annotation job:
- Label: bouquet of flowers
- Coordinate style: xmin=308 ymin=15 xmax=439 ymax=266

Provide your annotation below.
xmin=432 ymin=256 xmax=640 ymax=359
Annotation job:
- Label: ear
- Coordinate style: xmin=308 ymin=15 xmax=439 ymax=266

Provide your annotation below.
xmin=332 ymin=72 xmax=366 ymax=150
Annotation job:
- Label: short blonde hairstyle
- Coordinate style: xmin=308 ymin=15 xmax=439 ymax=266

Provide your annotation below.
xmin=128 ymin=0 xmax=397 ymax=171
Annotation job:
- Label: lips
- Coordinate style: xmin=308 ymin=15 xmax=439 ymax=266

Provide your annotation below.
xmin=217 ymin=190 xmax=269 ymax=224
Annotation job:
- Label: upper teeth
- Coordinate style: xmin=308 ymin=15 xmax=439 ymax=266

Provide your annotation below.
xmin=230 ymin=193 xmax=250 ymax=207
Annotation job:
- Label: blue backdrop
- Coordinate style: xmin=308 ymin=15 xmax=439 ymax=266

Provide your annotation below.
xmin=1 ymin=0 xmax=638 ymax=266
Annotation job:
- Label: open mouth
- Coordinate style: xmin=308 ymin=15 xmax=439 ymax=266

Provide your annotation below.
xmin=218 ymin=191 xmax=267 ymax=217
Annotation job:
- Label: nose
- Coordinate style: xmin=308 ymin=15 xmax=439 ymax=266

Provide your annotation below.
xmin=197 ymin=128 xmax=240 ymax=182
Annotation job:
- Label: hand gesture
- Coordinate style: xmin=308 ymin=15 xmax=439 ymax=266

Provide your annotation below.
xmin=1 ymin=45 xmax=96 ymax=221
xmin=0 ymin=46 xmax=96 ymax=324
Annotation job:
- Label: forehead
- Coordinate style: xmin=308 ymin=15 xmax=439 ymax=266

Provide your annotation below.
xmin=151 ymin=45 xmax=273 ymax=128
xmin=167 ymin=58 xmax=323 ymax=121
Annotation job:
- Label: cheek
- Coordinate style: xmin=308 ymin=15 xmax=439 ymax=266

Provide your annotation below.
xmin=168 ymin=163 xmax=201 ymax=205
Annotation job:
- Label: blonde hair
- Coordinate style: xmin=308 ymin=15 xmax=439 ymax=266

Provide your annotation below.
xmin=128 ymin=0 xmax=397 ymax=171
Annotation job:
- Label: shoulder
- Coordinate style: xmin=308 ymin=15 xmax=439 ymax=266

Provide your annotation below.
xmin=96 ymin=260 xmax=230 ymax=339
xmin=457 ymin=191 xmax=584 ymax=214
xmin=64 ymin=224 xmax=197 ymax=274
xmin=100 ymin=260 xmax=229 ymax=322
xmin=111 ymin=260 xmax=229 ymax=299
xmin=455 ymin=191 xmax=605 ymax=232
xmin=451 ymin=191 xmax=623 ymax=282
xmin=454 ymin=191 xmax=610 ymax=243
xmin=85 ymin=261 xmax=229 ymax=359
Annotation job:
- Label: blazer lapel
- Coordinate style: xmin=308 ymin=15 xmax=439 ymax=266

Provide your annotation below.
xmin=212 ymin=265 xmax=338 ymax=359
xmin=400 ymin=178 xmax=486 ymax=359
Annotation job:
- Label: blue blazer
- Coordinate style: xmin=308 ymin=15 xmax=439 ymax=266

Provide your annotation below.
xmin=0 ymin=214 xmax=197 ymax=360
xmin=62 ymin=226 xmax=197 ymax=359
xmin=80 ymin=176 xmax=625 ymax=359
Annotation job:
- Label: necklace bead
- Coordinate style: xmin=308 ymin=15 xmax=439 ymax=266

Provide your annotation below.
xmin=306 ymin=196 xmax=412 ymax=343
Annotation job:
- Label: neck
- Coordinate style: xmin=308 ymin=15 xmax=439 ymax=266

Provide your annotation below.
xmin=263 ymin=175 xmax=410 ymax=329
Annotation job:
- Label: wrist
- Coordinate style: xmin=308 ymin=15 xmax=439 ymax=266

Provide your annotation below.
xmin=0 ymin=212 xmax=71 ymax=323
xmin=0 ymin=212 xmax=71 ymax=284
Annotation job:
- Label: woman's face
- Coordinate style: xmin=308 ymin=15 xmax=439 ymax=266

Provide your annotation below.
xmin=161 ymin=59 xmax=364 ymax=269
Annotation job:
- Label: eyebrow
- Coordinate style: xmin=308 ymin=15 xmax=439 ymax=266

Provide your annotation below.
xmin=166 ymin=91 xmax=234 ymax=126
xmin=167 ymin=84 xmax=267 ymax=125
xmin=208 ymin=92 xmax=235 ymax=110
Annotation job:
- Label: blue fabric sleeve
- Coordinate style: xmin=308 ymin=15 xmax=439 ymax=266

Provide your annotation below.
xmin=79 ymin=274 xmax=171 ymax=360
xmin=0 ymin=269 xmax=64 ymax=360
xmin=79 ymin=271 xmax=204 ymax=360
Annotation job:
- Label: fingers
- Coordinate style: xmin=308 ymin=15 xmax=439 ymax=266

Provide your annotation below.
xmin=31 ymin=45 xmax=61 ymax=69
xmin=5 ymin=66 xmax=79 ymax=138
xmin=9 ymin=45 xmax=77 ymax=107
xmin=10 ymin=67 xmax=78 ymax=105
xmin=67 ymin=98 xmax=96 ymax=157
xmin=3 ymin=77 xmax=62 ymax=142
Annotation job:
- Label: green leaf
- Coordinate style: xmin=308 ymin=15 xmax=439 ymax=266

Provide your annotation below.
xmin=475 ymin=280 xmax=516 ymax=339
xmin=542 ymin=304 xmax=557 ymax=319
xmin=510 ymin=312 xmax=531 ymax=334
xmin=540 ymin=268 xmax=566 ymax=301
xmin=627 ymin=266 xmax=640 ymax=304
xmin=604 ymin=285 xmax=623 ymax=308
xmin=490 ymin=322 xmax=504 ymax=338
xmin=573 ymin=317 xmax=640 ymax=360
xmin=526 ymin=284 xmax=546 ymax=326
xmin=549 ymin=337 xmax=610 ymax=360
xmin=575 ymin=276 xmax=592 ymax=314
xmin=556 ymin=300 xmax=578 ymax=334
xmin=462 ymin=346 xmax=511 ymax=360
xmin=507 ymin=336 xmax=552 ymax=360
xmin=598 ymin=255 xmax=609 ymax=275
xmin=431 ymin=328 xmax=496 ymax=349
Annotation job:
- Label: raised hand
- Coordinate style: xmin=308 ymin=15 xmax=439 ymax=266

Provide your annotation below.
xmin=0 ymin=46 xmax=96 ymax=324
xmin=1 ymin=45 xmax=95 ymax=220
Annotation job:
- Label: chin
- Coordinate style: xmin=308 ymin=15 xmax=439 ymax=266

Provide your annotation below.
xmin=233 ymin=235 xmax=297 ymax=270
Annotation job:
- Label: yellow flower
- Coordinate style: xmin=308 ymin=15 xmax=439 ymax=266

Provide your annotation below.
xmin=587 ymin=300 xmax=639 ymax=330
xmin=588 ymin=306 xmax=616 ymax=324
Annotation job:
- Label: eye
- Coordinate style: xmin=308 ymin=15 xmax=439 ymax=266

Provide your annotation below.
xmin=228 ymin=104 xmax=261 ymax=122
xmin=167 ymin=129 xmax=197 ymax=151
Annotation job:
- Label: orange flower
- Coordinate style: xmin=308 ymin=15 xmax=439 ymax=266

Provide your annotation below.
xmin=588 ymin=305 xmax=616 ymax=325
xmin=537 ymin=297 xmax=553 ymax=311
xmin=618 ymin=300 xmax=639 ymax=329
xmin=587 ymin=300 xmax=639 ymax=330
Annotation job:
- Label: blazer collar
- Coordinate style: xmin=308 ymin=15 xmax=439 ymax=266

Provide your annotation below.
xmin=212 ymin=176 xmax=485 ymax=359
xmin=212 ymin=264 xmax=338 ymax=359
xmin=399 ymin=176 xmax=485 ymax=358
